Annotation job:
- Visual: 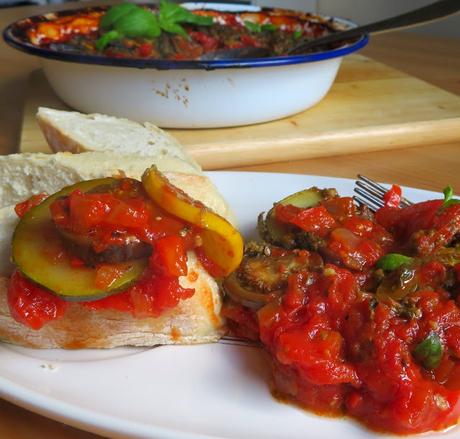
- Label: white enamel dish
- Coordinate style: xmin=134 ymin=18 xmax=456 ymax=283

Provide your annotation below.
xmin=0 ymin=172 xmax=458 ymax=439
xmin=3 ymin=3 xmax=368 ymax=128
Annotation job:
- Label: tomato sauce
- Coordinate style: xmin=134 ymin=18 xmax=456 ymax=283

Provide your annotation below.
xmin=224 ymin=189 xmax=460 ymax=434
xmin=8 ymin=270 xmax=69 ymax=330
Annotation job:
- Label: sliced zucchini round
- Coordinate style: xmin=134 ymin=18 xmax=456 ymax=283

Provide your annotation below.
xmin=12 ymin=178 xmax=147 ymax=301
xmin=258 ymin=187 xmax=327 ymax=246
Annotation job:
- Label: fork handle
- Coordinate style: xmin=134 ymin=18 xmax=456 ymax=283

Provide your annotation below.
xmin=289 ymin=0 xmax=460 ymax=54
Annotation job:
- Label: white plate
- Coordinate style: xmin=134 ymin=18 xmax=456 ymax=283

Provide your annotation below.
xmin=0 ymin=172 xmax=458 ymax=439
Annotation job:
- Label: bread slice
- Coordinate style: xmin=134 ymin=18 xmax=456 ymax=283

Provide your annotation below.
xmin=0 ymin=152 xmax=235 ymax=225
xmin=0 ymin=253 xmax=225 ymax=348
xmin=0 ymin=162 xmax=234 ymax=348
xmin=0 ymin=152 xmax=197 ymax=208
xmin=36 ymin=107 xmax=200 ymax=171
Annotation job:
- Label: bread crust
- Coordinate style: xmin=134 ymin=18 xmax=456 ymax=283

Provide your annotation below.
xmin=36 ymin=107 xmax=201 ymax=171
xmin=0 ymin=253 xmax=225 ymax=348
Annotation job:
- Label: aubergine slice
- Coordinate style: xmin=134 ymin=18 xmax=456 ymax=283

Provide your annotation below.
xmin=223 ymin=243 xmax=323 ymax=309
xmin=258 ymin=187 xmax=337 ymax=248
xmin=12 ymin=178 xmax=147 ymax=301
xmin=58 ymin=229 xmax=152 ymax=265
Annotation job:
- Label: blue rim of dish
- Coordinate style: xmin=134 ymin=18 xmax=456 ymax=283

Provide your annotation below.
xmin=2 ymin=5 xmax=369 ymax=71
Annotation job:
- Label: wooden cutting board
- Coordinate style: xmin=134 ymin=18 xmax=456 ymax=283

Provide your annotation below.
xmin=20 ymin=54 xmax=460 ymax=169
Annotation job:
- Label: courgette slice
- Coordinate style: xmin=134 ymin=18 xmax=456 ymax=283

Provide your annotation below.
xmin=258 ymin=187 xmax=328 ymax=247
xmin=142 ymin=166 xmax=243 ymax=277
xmin=12 ymin=178 xmax=147 ymax=301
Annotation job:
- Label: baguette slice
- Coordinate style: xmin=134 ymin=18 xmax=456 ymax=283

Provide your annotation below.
xmin=36 ymin=107 xmax=200 ymax=171
xmin=0 ymin=160 xmax=235 ymax=348
xmin=0 ymin=152 xmax=234 ymax=225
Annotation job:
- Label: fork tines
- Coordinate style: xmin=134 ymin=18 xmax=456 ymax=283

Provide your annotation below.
xmin=219 ymin=335 xmax=261 ymax=348
xmin=353 ymin=175 xmax=413 ymax=212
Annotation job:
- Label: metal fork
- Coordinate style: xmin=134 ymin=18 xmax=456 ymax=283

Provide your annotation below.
xmin=218 ymin=335 xmax=260 ymax=348
xmin=220 ymin=175 xmax=413 ymax=348
xmin=353 ymin=174 xmax=413 ymax=212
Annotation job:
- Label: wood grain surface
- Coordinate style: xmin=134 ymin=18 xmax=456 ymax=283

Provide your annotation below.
xmin=0 ymin=1 xmax=459 ymax=438
xmin=19 ymin=55 xmax=460 ymax=168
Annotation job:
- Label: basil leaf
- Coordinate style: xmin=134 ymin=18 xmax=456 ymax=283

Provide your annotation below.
xmin=245 ymin=21 xmax=276 ymax=33
xmin=293 ymin=29 xmax=302 ymax=39
xmin=159 ymin=21 xmax=188 ymax=39
xmin=244 ymin=21 xmax=261 ymax=33
xmin=376 ymin=253 xmax=413 ymax=271
xmin=114 ymin=8 xmax=160 ymax=39
xmin=159 ymin=0 xmax=212 ymax=33
xmin=96 ymin=29 xmax=121 ymax=50
xmin=261 ymin=24 xmax=277 ymax=32
xmin=413 ymin=332 xmax=443 ymax=369
xmin=442 ymin=186 xmax=460 ymax=208
xmin=100 ymin=3 xmax=137 ymax=31
xmin=182 ymin=14 xmax=213 ymax=26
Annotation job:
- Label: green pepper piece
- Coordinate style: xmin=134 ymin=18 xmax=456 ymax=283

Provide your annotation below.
xmin=376 ymin=253 xmax=413 ymax=271
xmin=413 ymin=332 xmax=443 ymax=369
xmin=293 ymin=29 xmax=302 ymax=39
xmin=261 ymin=24 xmax=277 ymax=32
xmin=442 ymin=186 xmax=460 ymax=208
xmin=244 ymin=21 xmax=261 ymax=33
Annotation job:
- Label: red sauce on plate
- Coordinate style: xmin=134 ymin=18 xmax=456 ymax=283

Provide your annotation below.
xmin=224 ymin=188 xmax=460 ymax=434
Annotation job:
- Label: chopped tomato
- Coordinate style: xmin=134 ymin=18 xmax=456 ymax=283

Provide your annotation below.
xmin=375 ymin=199 xmax=443 ymax=245
xmin=275 ymin=204 xmax=336 ymax=237
xmin=195 ymin=246 xmax=226 ymax=278
xmin=240 ymin=34 xmax=261 ymax=47
xmin=137 ymin=42 xmax=153 ymax=57
xmin=83 ymin=269 xmax=195 ymax=317
xmin=327 ymin=228 xmax=384 ymax=271
xmin=189 ymin=31 xmax=219 ymax=52
xmin=150 ymin=235 xmax=188 ymax=277
xmin=14 ymin=193 xmax=48 ymax=218
xmin=7 ymin=270 xmax=68 ymax=330
xmin=82 ymin=289 xmax=133 ymax=313
xmin=383 ymin=184 xmax=402 ymax=208
xmin=129 ymin=273 xmax=194 ymax=318
xmin=376 ymin=200 xmax=460 ymax=255
xmin=322 ymin=196 xmax=356 ymax=222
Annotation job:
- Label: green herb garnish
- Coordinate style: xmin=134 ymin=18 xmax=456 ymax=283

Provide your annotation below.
xmin=293 ymin=29 xmax=302 ymax=39
xmin=97 ymin=0 xmax=212 ymax=51
xmin=96 ymin=3 xmax=160 ymax=50
xmin=244 ymin=20 xmax=261 ymax=33
xmin=442 ymin=186 xmax=460 ymax=208
xmin=99 ymin=2 xmax=137 ymax=31
xmin=413 ymin=332 xmax=443 ymax=369
xmin=376 ymin=253 xmax=414 ymax=271
xmin=158 ymin=0 xmax=212 ymax=38
xmin=261 ymin=23 xmax=276 ymax=32
xmin=244 ymin=21 xmax=276 ymax=33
